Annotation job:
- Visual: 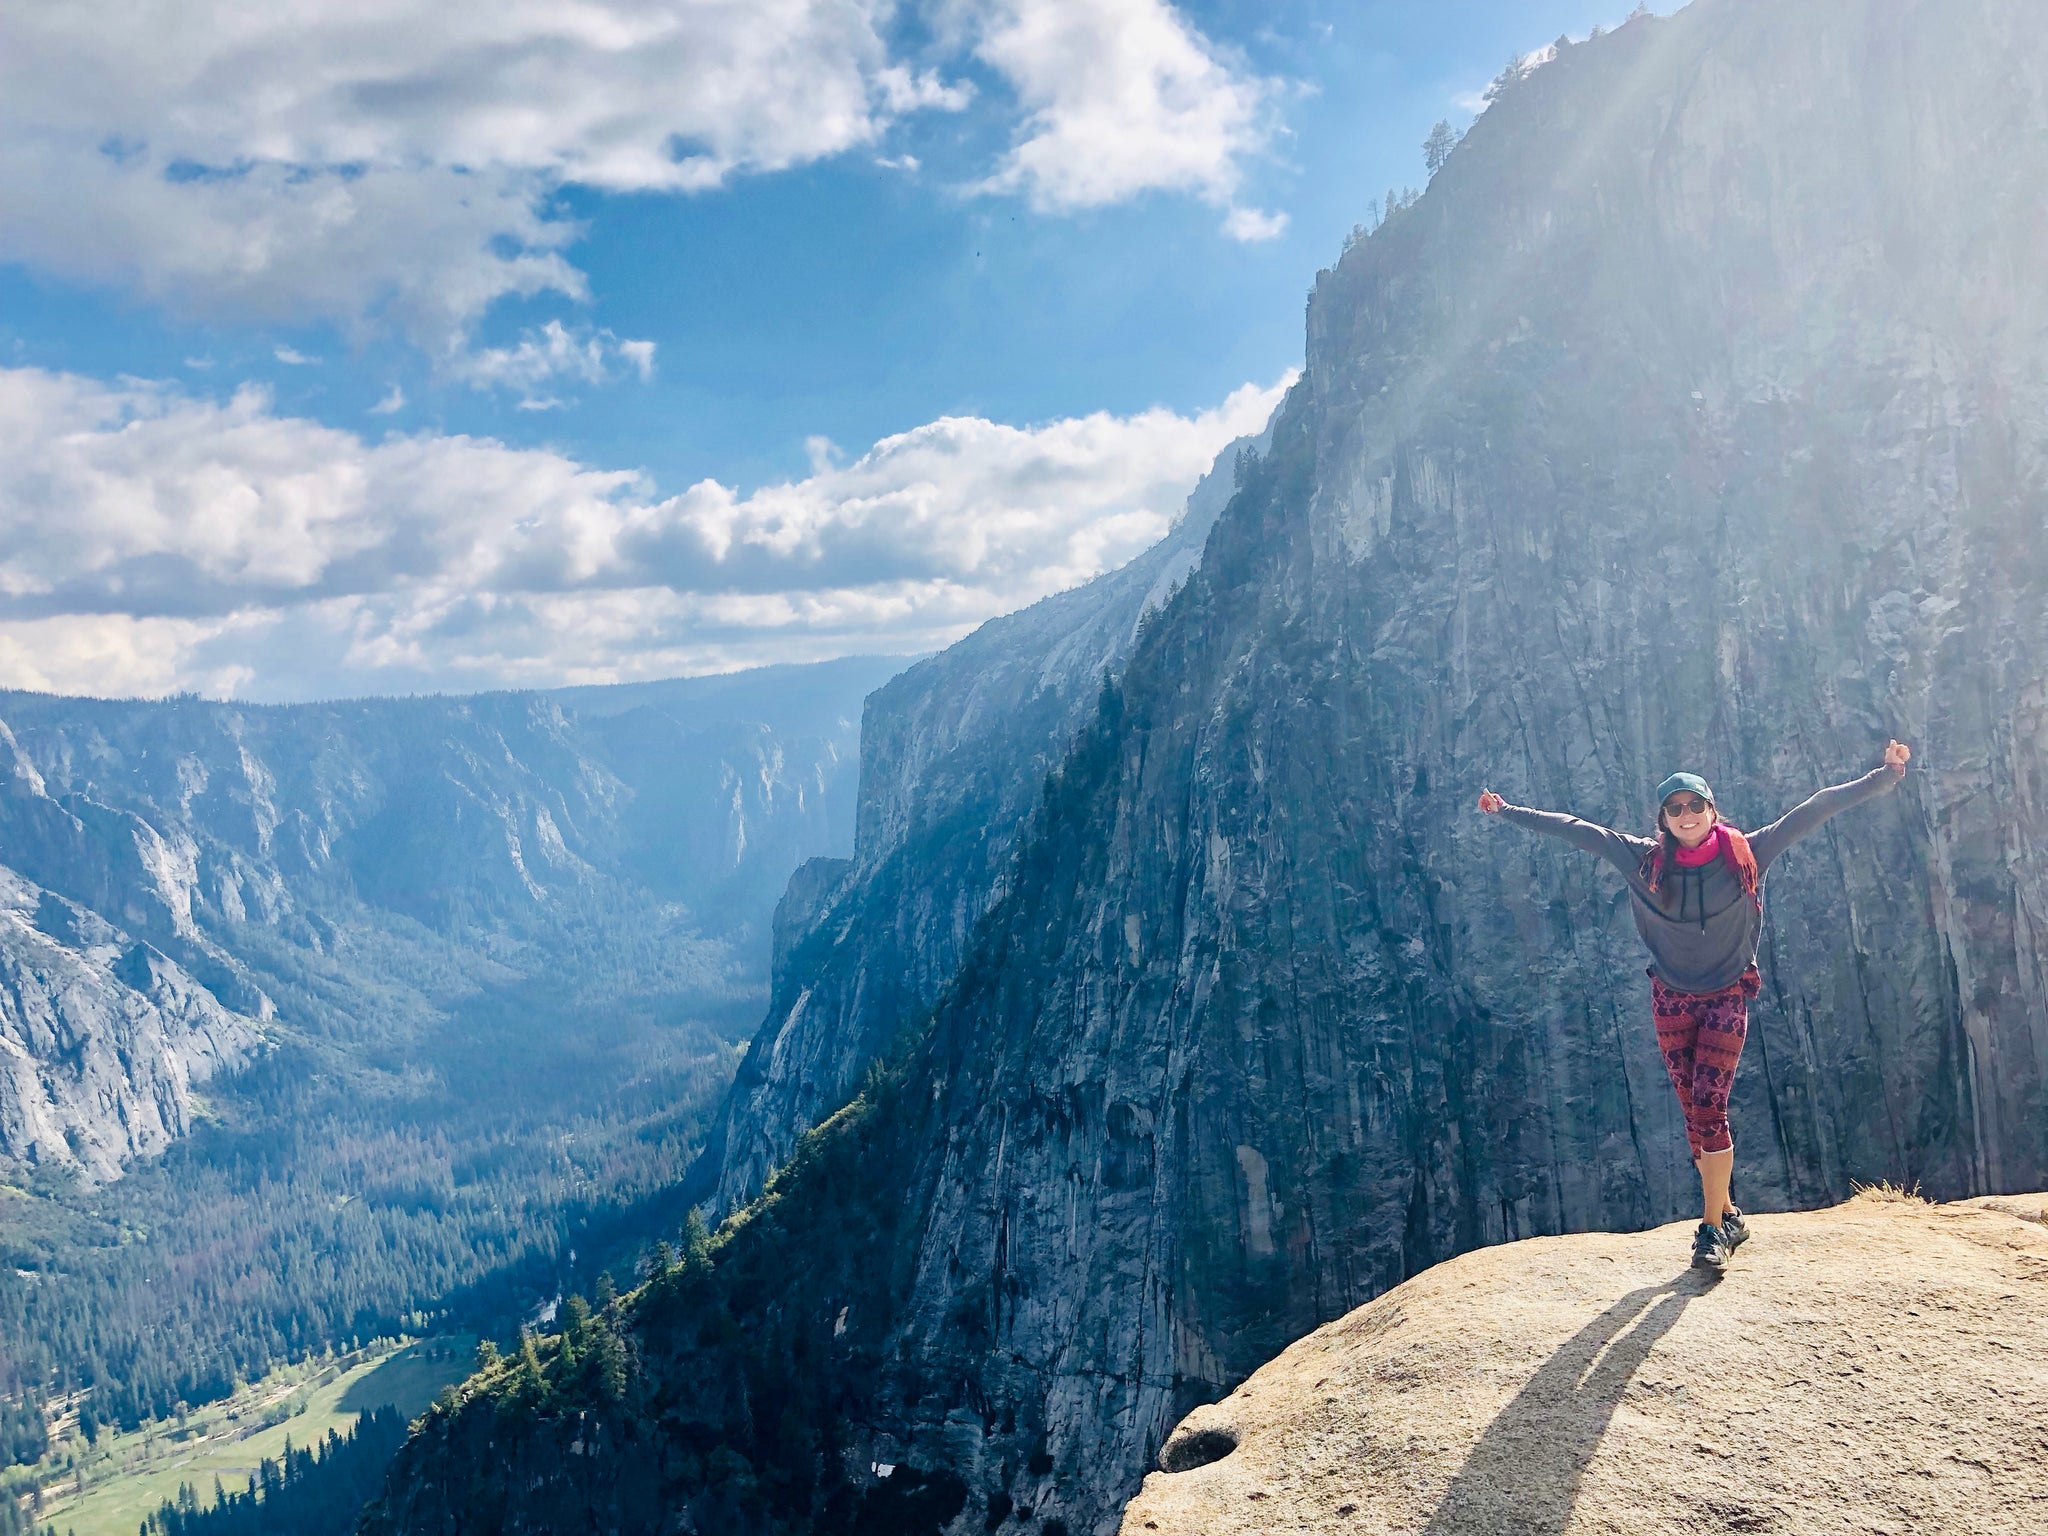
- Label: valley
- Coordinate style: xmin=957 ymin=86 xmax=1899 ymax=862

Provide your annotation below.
xmin=0 ymin=658 xmax=905 ymax=1504
xmin=16 ymin=1338 xmax=471 ymax=1536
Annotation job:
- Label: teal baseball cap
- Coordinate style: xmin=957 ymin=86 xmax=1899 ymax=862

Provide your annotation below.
xmin=1655 ymin=772 xmax=1714 ymax=806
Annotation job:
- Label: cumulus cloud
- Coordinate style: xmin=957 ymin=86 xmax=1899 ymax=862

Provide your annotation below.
xmin=0 ymin=614 xmax=263 ymax=700
xmin=966 ymin=0 xmax=1281 ymax=225
xmin=0 ymin=3 xmax=1286 ymax=364
xmin=1222 ymin=206 xmax=1289 ymax=242
xmin=0 ymin=1 xmax=968 ymax=364
xmin=0 ymin=144 xmax=586 ymax=360
xmin=0 ymin=364 xmax=1289 ymax=699
xmin=449 ymin=321 xmax=658 ymax=407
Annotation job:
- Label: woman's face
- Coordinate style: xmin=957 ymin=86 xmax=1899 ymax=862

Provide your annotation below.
xmin=1661 ymin=793 xmax=1718 ymax=849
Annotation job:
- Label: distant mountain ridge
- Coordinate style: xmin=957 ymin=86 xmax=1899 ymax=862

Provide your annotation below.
xmin=0 ymin=655 xmax=906 ymax=1182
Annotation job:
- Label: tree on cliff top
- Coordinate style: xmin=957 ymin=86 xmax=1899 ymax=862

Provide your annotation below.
xmin=1424 ymin=120 xmax=1458 ymax=178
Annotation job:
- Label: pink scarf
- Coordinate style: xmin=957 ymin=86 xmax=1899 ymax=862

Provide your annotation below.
xmin=1672 ymin=824 xmax=1726 ymax=867
xmin=1643 ymin=822 xmax=1761 ymax=914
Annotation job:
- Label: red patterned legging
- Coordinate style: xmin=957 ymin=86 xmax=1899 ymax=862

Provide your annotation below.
xmin=1648 ymin=966 xmax=1760 ymax=1159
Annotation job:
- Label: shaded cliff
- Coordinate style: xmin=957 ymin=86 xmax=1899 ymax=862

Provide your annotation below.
xmin=364 ymin=4 xmax=2048 ymax=1534
xmin=697 ymin=436 xmax=1266 ymax=1213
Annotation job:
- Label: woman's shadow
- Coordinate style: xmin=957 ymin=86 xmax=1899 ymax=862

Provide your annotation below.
xmin=1420 ymin=1272 xmax=1713 ymax=1535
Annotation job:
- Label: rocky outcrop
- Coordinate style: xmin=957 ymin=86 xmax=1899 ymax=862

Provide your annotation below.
xmin=365 ymin=4 xmax=2048 ymax=1533
xmin=1125 ymin=1190 xmax=2048 ymax=1535
xmin=0 ymin=656 xmax=899 ymax=1176
xmin=0 ymin=863 xmax=260 ymax=1181
xmin=697 ymin=435 xmax=1266 ymax=1212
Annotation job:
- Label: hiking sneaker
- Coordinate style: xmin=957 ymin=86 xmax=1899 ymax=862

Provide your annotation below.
xmin=1691 ymin=1221 xmax=1730 ymax=1272
xmin=1720 ymin=1207 xmax=1750 ymax=1253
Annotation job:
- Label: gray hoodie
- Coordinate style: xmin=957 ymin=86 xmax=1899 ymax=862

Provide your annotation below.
xmin=1498 ymin=765 xmax=1902 ymax=994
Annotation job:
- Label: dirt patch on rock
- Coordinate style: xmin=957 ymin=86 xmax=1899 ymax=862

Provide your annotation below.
xmin=1121 ymin=1193 xmax=2048 ymax=1536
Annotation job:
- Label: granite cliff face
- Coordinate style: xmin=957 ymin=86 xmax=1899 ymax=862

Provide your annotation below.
xmin=365 ymin=4 xmax=2048 ymax=1533
xmin=697 ymin=437 xmax=1265 ymax=1213
xmin=0 ymin=657 xmax=900 ymax=1180
xmin=0 ymin=861 xmax=258 ymax=1181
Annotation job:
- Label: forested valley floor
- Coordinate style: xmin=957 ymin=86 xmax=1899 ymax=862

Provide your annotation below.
xmin=0 ymin=657 xmax=898 ymax=1536
xmin=2 ymin=951 xmax=748 ymax=1520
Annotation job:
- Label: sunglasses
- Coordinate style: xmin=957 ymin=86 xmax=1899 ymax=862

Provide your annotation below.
xmin=1662 ymin=795 xmax=1712 ymax=817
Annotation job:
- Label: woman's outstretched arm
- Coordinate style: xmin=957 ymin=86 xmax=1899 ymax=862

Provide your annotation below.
xmin=1747 ymin=739 xmax=1910 ymax=871
xmin=1477 ymin=789 xmax=1653 ymax=878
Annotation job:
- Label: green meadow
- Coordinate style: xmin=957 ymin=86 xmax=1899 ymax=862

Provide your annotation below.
xmin=20 ymin=1339 xmax=471 ymax=1536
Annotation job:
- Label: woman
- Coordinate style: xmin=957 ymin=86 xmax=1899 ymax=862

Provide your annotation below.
xmin=1477 ymin=739 xmax=1911 ymax=1271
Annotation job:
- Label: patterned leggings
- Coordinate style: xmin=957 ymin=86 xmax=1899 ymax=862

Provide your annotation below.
xmin=1649 ymin=966 xmax=1759 ymax=1159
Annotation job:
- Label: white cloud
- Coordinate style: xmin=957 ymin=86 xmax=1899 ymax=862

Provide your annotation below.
xmin=0 ymin=614 xmax=262 ymax=700
xmin=449 ymin=321 xmax=658 ymax=404
xmin=616 ymin=340 xmax=659 ymax=381
xmin=0 ymin=364 xmax=1290 ymax=699
xmin=369 ymin=385 xmax=406 ymax=416
xmin=0 ymin=2 xmax=1288 ymax=363
xmin=0 ymin=145 xmax=585 ymax=355
xmin=1222 ymin=206 xmax=1288 ymax=242
xmin=0 ymin=1 xmax=971 ymax=358
xmin=967 ymin=0 xmax=1280 ymax=214
xmin=273 ymin=346 xmax=319 ymax=366
xmin=4 ymin=3 xmax=941 ymax=193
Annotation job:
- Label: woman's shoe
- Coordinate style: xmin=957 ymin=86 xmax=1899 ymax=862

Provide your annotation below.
xmin=1720 ymin=1207 xmax=1749 ymax=1251
xmin=1691 ymin=1221 xmax=1730 ymax=1271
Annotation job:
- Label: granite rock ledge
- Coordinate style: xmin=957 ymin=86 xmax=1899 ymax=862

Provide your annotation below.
xmin=1124 ymin=1191 xmax=2048 ymax=1536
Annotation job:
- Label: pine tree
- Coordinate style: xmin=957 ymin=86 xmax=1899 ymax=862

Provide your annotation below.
xmin=1424 ymin=119 xmax=1458 ymax=177
xmin=1485 ymin=53 xmax=1526 ymax=102
xmin=516 ymin=1333 xmax=548 ymax=1406
xmin=591 ymin=1316 xmax=629 ymax=1403
xmin=681 ymin=1210 xmax=712 ymax=1273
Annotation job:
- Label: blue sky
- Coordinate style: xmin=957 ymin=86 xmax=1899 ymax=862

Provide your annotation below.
xmin=0 ymin=0 xmax=1640 ymax=700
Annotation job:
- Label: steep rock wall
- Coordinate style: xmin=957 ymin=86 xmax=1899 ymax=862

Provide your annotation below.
xmin=365 ymin=4 xmax=2048 ymax=1533
xmin=697 ymin=440 xmax=1265 ymax=1213
xmin=0 ymin=864 xmax=259 ymax=1181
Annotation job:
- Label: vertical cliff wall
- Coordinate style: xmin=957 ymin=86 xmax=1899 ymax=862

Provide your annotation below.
xmin=365 ymin=4 xmax=2048 ymax=1533
xmin=695 ymin=439 xmax=1265 ymax=1213
xmin=0 ymin=861 xmax=259 ymax=1181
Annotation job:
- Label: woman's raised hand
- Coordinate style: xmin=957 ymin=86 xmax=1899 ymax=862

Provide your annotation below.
xmin=1884 ymin=739 xmax=1911 ymax=772
xmin=1477 ymin=790 xmax=1506 ymax=815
